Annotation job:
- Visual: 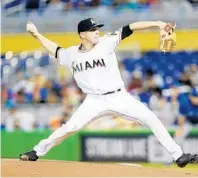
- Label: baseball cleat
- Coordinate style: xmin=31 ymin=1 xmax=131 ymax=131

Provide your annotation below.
xmin=19 ymin=150 xmax=39 ymax=161
xmin=176 ymin=153 xmax=198 ymax=168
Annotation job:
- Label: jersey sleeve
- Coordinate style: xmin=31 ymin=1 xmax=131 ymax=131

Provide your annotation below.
xmin=103 ymin=25 xmax=133 ymax=50
xmin=55 ymin=47 xmax=70 ymax=66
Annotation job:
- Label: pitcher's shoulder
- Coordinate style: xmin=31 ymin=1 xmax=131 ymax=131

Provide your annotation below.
xmin=66 ymin=45 xmax=79 ymax=51
xmin=63 ymin=45 xmax=81 ymax=55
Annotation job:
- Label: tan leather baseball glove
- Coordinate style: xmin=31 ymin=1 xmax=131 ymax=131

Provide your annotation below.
xmin=160 ymin=23 xmax=176 ymax=52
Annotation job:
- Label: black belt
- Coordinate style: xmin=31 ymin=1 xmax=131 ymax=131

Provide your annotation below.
xmin=102 ymin=88 xmax=121 ymax=95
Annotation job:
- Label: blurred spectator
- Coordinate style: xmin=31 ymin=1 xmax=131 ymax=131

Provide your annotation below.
xmin=187 ymin=0 xmax=198 ymax=7
xmin=71 ymin=0 xmax=92 ymax=10
xmin=86 ymin=115 xmax=119 ymax=130
xmin=25 ymin=0 xmax=40 ymax=9
xmin=31 ymin=68 xmax=48 ymax=103
xmin=91 ymin=0 xmax=100 ymax=7
xmin=3 ymin=101 xmax=18 ymax=132
xmin=101 ymin=0 xmax=114 ymax=6
xmin=48 ymin=90 xmax=60 ymax=103
xmin=112 ymin=0 xmax=159 ymax=10
xmin=43 ymin=0 xmax=67 ymax=11
xmin=178 ymin=71 xmax=192 ymax=87
xmin=33 ymin=85 xmax=42 ymax=103
xmin=86 ymin=114 xmax=141 ymax=130
xmin=113 ymin=0 xmax=138 ymax=10
xmin=128 ymin=70 xmax=143 ymax=92
xmin=118 ymin=61 xmax=131 ymax=86
xmin=50 ymin=79 xmax=63 ymax=97
xmin=143 ymin=69 xmax=164 ymax=92
xmin=32 ymin=67 xmax=47 ymax=88
xmin=16 ymin=110 xmax=36 ymax=132
xmin=174 ymin=87 xmax=198 ymax=146
xmin=49 ymin=103 xmax=74 ymax=130
xmin=61 ymin=87 xmax=79 ymax=113
xmin=3 ymin=100 xmax=36 ymax=132
xmin=60 ymin=84 xmax=69 ymax=98
xmin=49 ymin=112 xmax=67 ymax=130
xmin=38 ymin=79 xmax=59 ymax=103
xmin=62 ymin=1 xmax=73 ymax=10
xmin=49 ymin=115 xmax=63 ymax=130
xmin=25 ymin=0 xmax=53 ymax=10
xmin=67 ymin=87 xmax=81 ymax=106
xmin=1 ymin=83 xmax=8 ymax=105
xmin=13 ymin=72 xmax=35 ymax=103
xmin=187 ymin=64 xmax=198 ymax=86
xmin=149 ymin=87 xmax=177 ymax=127
xmin=15 ymin=90 xmax=25 ymax=104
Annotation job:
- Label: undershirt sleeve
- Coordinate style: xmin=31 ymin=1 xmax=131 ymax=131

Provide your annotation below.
xmin=121 ymin=25 xmax=133 ymax=40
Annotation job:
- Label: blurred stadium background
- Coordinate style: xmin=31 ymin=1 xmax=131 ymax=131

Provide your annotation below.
xmin=1 ymin=0 xmax=198 ymax=164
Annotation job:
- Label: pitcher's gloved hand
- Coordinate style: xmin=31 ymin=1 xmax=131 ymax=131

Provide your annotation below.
xmin=160 ymin=23 xmax=176 ymax=53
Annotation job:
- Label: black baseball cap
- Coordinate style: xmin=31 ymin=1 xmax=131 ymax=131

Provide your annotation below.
xmin=78 ymin=18 xmax=104 ymax=33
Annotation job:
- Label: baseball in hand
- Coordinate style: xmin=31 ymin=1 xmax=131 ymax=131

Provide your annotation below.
xmin=26 ymin=21 xmax=39 ymax=37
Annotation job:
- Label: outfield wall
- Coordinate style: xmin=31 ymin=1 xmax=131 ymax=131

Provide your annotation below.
xmin=2 ymin=30 xmax=198 ymax=53
xmin=1 ymin=131 xmax=81 ymax=161
xmin=2 ymin=129 xmax=198 ymax=162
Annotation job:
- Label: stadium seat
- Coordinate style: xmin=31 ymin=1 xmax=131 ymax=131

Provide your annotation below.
xmin=122 ymin=51 xmax=198 ymax=81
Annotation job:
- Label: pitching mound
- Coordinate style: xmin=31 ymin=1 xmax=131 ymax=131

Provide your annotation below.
xmin=1 ymin=159 xmax=198 ymax=177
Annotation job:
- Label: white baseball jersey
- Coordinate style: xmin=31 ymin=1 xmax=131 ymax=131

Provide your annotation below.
xmin=58 ymin=29 xmax=124 ymax=94
xmin=34 ymin=26 xmax=183 ymax=161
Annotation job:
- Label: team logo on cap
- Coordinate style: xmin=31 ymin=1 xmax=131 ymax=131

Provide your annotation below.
xmin=90 ymin=19 xmax=96 ymax=25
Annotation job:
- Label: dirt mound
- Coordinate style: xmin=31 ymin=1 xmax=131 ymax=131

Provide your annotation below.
xmin=1 ymin=159 xmax=198 ymax=177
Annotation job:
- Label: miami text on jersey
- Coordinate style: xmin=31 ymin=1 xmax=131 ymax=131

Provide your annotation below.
xmin=72 ymin=58 xmax=106 ymax=74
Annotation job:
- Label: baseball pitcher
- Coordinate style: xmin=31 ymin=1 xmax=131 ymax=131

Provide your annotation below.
xmin=20 ymin=18 xmax=198 ymax=167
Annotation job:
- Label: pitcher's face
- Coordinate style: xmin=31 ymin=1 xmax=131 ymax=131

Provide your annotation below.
xmin=81 ymin=27 xmax=100 ymax=45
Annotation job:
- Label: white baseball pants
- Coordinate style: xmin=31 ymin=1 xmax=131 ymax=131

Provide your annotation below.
xmin=34 ymin=88 xmax=183 ymax=161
